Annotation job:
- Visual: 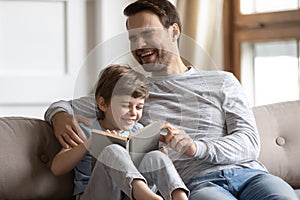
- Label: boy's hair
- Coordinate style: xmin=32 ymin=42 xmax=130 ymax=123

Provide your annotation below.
xmin=123 ymin=0 xmax=182 ymax=32
xmin=95 ymin=64 xmax=149 ymax=119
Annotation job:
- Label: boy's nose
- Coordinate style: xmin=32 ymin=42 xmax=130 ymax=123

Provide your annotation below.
xmin=129 ymin=107 xmax=137 ymax=115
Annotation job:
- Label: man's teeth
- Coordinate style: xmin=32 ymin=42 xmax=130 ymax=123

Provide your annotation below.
xmin=141 ymin=51 xmax=154 ymax=57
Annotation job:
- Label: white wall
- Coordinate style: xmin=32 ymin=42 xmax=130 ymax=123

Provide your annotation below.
xmin=76 ymin=0 xmax=137 ymax=98
xmin=0 ymin=0 xmax=89 ymax=119
xmin=0 ymin=0 xmax=135 ymax=119
xmin=0 ymin=0 xmax=178 ymax=119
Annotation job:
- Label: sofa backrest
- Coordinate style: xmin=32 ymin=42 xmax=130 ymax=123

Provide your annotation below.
xmin=253 ymin=100 xmax=300 ymax=189
xmin=1 ymin=101 xmax=299 ymax=199
xmin=0 ymin=117 xmax=74 ymax=200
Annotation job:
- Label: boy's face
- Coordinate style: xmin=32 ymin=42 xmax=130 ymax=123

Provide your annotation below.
xmin=127 ymin=11 xmax=177 ymax=75
xmin=103 ymin=95 xmax=145 ymax=131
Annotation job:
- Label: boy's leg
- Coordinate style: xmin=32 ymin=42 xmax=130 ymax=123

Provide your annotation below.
xmin=80 ymin=159 xmax=123 ymax=200
xmin=81 ymin=144 xmax=145 ymax=200
xmin=139 ymin=150 xmax=189 ymax=200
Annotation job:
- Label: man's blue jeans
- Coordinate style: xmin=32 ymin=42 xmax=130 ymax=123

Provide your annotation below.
xmin=187 ymin=168 xmax=298 ymax=200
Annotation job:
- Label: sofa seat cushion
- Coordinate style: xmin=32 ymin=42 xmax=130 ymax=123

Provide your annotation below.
xmin=253 ymin=100 xmax=300 ymax=190
xmin=0 ymin=117 xmax=74 ymax=200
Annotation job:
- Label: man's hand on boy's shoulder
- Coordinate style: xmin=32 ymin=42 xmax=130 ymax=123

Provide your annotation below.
xmin=52 ymin=111 xmax=92 ymax=148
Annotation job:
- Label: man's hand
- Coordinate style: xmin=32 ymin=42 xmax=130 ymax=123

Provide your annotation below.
xmin=51 ymin=112 xmax=92 ymax=148
xmin=160 ymin=123 xmax=196 ymax=157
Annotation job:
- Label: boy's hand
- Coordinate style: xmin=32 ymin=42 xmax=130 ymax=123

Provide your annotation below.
xmin=104 ymin=130 xmax=123 ymax=135
xmin=160 ymin=123 xmax=196 ymax=157
xmin=52 ymin=112 xmax=92 ymax=148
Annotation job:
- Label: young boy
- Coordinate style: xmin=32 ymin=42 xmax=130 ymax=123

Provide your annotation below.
xmin=51 ymin=64 xmax=189 ymax=200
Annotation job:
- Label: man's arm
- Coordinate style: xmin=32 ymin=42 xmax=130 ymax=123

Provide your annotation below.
xmin=44 ymin=94 xmax=97 ymax=148
xmin=160 ymin=73 xmax=260 ymax=165
xmin=195 ymin=73 xmax=260 ymax=164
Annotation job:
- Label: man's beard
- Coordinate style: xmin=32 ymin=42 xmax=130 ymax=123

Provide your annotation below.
xmin=140 ymin=49 xmax=173 ymax=73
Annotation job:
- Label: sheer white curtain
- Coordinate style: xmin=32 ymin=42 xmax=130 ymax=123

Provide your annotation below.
xmin=176 ymin=0 xmax=224 ymax=70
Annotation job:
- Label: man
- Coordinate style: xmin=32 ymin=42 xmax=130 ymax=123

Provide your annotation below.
xmin=45 ymin=0 xmax=298 ymax=199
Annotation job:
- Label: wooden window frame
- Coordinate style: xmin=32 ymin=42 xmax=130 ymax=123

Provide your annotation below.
xmin=223 ymin=0 xmax=300 ymax=81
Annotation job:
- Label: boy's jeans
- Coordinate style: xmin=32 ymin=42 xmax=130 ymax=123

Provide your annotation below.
xmin=80 ymin=144 xmax=188 ymax=200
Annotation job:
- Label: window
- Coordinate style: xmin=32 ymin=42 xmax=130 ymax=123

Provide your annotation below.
xmin=223 ymin=0 xmax=300 ymax=106
xmin=240 ymin=0 xmax=300 ymax=14
xmin=241 ymin=40 xmax=299 ymax=105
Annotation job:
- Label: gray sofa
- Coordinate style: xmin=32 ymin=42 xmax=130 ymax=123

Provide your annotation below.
xmin=253 ymin=100 xmax=300 ymax=197
xmin=0 ymin=100 xmax=299 ymax=199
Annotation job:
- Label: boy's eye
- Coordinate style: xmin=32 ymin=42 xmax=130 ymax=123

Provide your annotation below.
xmin=121 ymin=104 xmax=130 ymax=108
xmin=136 ymin=105 xmax=144 ymax=110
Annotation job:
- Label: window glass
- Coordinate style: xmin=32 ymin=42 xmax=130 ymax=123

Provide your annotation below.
xmin=241 ymin=40 xmax=299 ymax=106
xmin=240 ymin=0 xmax=299 ymax=14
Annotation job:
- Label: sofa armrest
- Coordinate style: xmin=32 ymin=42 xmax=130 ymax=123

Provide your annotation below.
xmin=0 ymin=117 xmax=74 ymax=200
xmin=253 ymin=100 xmax=300 ymax=189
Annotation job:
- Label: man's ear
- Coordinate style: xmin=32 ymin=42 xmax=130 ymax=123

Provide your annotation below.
xmin=171 ymin=23 xmax=180 ymax=41
xmin=97 ymin=96 xmax=108 ymax=112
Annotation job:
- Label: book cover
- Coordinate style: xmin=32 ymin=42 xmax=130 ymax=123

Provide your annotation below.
xmin=91 ymin=121 xmax=161 ymax=166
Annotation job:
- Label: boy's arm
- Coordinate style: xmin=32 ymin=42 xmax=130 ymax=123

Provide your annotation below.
xmin=44 ymin=95 xmax=97 ymax=148
xmin=51 ymin=138 xmax=91 ymax=176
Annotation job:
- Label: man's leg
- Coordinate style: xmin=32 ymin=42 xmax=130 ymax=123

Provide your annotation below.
xmin=239 ymin=172 xmax=299 ymax=200
xmin=185 ymin=169 xmax=238 ymax=200
xmin=189 ymin=182 xmax=237 ymax=200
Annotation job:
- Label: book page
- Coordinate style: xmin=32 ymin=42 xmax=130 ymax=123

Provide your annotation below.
xmin=91 ymin=121 xmax=161 ymax=166
xmin=129 ymin=121 xmax=161 ymax=166
xmin=91 ymin=130 xmax=128 ymax=160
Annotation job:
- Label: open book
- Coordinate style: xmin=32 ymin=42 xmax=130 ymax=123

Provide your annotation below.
xmin=91 ymin=121 xmax=161 ymax=166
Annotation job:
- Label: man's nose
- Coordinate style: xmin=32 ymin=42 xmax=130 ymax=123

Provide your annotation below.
xmin=134 ymin=36 xmax=147 ymax=49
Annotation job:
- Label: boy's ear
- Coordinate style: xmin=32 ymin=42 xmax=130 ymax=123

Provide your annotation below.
xmin=97 ymin=96 xmax=108 ymax=112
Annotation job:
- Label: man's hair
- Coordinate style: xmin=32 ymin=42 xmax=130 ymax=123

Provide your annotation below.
xmin=123 ymin=0 xmax=182 ymax=32
xmin=94 ymin=64 xmax=149 ymax=119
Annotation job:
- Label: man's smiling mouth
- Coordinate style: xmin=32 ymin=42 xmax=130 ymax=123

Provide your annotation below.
xmin=139 ymin=50 xmax=156 ymax=58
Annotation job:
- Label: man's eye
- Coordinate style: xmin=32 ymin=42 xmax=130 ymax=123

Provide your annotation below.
xmin=129 ymin=35 xmax=136 ymax=42
xmin=142 ymin=30 xmax=154 ymax=37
